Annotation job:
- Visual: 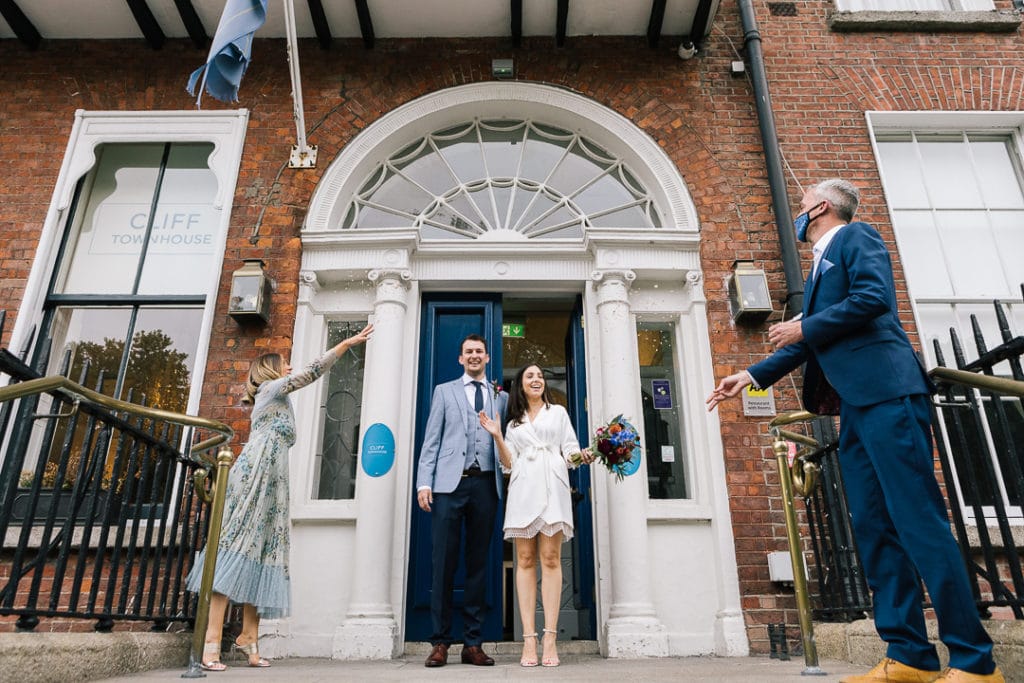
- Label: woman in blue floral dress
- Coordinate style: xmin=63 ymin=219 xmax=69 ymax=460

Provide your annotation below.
xmin=187 ymin=323 xmax=372 ymax=670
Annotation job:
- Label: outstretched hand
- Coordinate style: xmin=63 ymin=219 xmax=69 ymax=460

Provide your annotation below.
xmin=706 ymin=371 xmax=752 ymax=411
xmin=332 ymin=323 xmax=374 ymax=357
xmin=478 ymin=410 xmax=501 ymax=437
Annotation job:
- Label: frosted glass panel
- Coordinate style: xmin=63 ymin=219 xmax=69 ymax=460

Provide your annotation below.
xmin=892 ymin=210 xmax=952 ymax=298
xmin=919 ymin=142 xmax=982 ymax=209
xmin=972 ymin=140 xmax=1024 ymax=209
xmin=935 ymin=211 xmax=1008 ymax=298
xmin=877 ymin=142 xmax=929 ymax=208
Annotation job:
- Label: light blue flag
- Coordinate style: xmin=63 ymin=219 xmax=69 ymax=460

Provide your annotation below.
xmin=187 ymin=0 xmax=268 ymax=105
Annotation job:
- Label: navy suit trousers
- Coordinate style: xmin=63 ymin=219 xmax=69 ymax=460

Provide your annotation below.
xmin=839 ymin=393 xmax=994 ymax=674
xmin=429 ymin=474 xmax=498 ymax=646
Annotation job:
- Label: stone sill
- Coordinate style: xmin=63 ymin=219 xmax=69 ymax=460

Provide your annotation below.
xmin=829 ymin=10 xmax=1021 ymax=33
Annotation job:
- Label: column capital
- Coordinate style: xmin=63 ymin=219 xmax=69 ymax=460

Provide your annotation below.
xmin=684 ymin=270 xmax=703 ymax=288
xmin=368 ymin=269 xmax=412 ymax=308
xmin=590 ymin=269 xmax=636 ymax=288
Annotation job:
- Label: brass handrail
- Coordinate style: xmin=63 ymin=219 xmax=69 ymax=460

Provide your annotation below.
xmin=0 ymin=374 xmax=233 ymax=677
xmin=929 ymin=366 xmax=1024 ymax=398
xmin=768 ymin=410 xmax=826 ymax=676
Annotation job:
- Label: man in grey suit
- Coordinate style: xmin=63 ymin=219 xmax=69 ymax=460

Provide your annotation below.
xmin=416 ymin=334 xmax=507 ymax=668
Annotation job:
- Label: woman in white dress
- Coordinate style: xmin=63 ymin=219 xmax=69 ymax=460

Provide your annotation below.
xmin=479 ymin=364 xmax=592 ymax=668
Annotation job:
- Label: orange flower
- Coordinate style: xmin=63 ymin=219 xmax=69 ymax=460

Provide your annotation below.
xmin=609 ymin=424 xmax=622 ymax=434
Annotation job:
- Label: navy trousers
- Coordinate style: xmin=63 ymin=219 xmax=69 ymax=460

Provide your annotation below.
xmin=839 ymin=393 xmax=994 ymax=674
xmin=429 ymin=474 xmax=498 ymax=646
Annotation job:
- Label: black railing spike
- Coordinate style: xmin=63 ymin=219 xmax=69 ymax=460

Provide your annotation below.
xmin=933 ymin=338 xmax=947 ymax=367
xmin=58 ymin=347 xmax=73 ymax=377
xmin=994 ymin=298 xmax=1012 ymax=343
xmin=0 ymin=310 xmax=6 ymax=340
xmin=950 ymin=327 xmax=969 ymax=369
xmin=969 ymin=314 xmax=988 ymax=357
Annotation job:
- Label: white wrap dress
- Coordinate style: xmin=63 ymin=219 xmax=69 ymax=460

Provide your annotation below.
xmin=502 ymin=404 xmax=583 ymax=542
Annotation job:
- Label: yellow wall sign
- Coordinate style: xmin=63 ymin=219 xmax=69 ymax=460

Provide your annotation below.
xmin=741 ymin=385 xmax=776 ymax=416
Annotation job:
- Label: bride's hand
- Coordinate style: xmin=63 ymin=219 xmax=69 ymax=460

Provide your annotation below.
xmin=579 ymin=447 xmax=595 ymax=464
xmin=478 ymin=410 xmax=501 ymax=437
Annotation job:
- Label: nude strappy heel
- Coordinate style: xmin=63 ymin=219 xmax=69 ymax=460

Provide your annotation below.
xmin=542 ymin=628 xmax=559 ymax=667
xmin=520 ymin=632 xmax=539 ymax=667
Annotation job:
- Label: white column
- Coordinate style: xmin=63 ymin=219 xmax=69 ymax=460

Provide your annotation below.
xmin=332 ymin=268 xmax=412 ymax=660
xmin=591 ymin=269 xmax=669 ymax=658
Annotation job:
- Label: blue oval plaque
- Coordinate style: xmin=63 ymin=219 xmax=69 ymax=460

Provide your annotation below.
xmin=361 ymin=423 xmax=395 ymax=478
xmin=620 ymin=446 xmax=642 ymax=477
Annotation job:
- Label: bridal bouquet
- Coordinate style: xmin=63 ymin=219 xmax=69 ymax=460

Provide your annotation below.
xmin=587 ymin=415 xmax=640 ymax=482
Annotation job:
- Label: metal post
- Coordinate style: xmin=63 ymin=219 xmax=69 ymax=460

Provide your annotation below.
xmin=283 ymin=0 xmax=317 ymax=168
xmin=183 ymin=446 xmax=234 ymax=678
xmin=772 ymin=433 xmax=826 ymax=676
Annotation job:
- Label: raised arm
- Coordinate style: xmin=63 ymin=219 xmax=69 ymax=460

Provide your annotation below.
xmin=479 ymin=410 xmax=514 ymax=472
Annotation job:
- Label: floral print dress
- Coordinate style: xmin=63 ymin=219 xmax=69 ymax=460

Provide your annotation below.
xmin=186 ymin=352 xmax=337 ymax=618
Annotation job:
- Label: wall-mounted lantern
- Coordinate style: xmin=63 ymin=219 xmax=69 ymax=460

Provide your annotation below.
xmin=728 ymin=259 xmax=774 ymax=325
xmin=229 ymin=259 xmax=272 ymax=324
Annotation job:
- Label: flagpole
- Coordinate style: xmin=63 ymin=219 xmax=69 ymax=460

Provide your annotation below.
xmin=283 ymin=0 xmax=317 ymax=168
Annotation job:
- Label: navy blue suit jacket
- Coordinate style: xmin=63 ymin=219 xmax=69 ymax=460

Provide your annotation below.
xmin=749 ymin=222 xmax=933 ymax=413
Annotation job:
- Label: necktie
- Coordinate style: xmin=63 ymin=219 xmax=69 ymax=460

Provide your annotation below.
xmin=472 ymin=381 xmax=484 ymax=412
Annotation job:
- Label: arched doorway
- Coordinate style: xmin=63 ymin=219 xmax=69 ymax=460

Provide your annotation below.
xmin=289 ymin=82 xmax=747 ymax=660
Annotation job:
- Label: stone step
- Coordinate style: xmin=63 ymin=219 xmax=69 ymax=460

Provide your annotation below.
xmin=404 ymin=640 xmax=601 ymax=656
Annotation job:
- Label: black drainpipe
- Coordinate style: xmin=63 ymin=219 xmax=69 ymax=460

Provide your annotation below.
xmin=738 ymin=0 xmax=804 ymax=314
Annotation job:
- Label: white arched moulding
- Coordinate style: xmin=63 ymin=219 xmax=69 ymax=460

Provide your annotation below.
xmin=304 ymin=82 xmax=700 ymax=240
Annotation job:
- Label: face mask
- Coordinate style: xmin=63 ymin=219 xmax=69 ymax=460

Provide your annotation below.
xmin=793 ymin=202 xmax=824 ymax=243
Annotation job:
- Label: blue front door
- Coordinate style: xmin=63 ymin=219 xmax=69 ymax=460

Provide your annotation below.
xmin=405 ymin=294 xmax=504 ymax=642
xmin=405 ymin=293 xmax=595 ymax=642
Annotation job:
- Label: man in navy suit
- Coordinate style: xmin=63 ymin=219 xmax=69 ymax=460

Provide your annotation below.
xmin=416 ymin=334 xmax=507 ymax=668
xmin=707 ymin=179 xmax=1002 ymax=683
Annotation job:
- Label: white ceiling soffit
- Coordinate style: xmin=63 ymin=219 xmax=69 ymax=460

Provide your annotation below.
xmin=0 ymin=0 xmax=718 ymax=41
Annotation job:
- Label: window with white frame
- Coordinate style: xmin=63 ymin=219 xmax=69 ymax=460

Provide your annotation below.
xmin=836 ymin=0 xmax=994 ymax=10
xmin=873 ymin=125 xmax=1024 ymax=516
xmin=8 ymin=111 xmax=247 ymax=491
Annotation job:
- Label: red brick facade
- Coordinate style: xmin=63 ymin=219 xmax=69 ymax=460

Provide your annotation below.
xmin=1 ymin=0 xmax=1021 ymax=647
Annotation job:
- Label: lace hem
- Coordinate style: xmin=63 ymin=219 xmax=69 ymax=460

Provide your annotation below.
xmin=504 ymin=519 xmax=573 ymax=542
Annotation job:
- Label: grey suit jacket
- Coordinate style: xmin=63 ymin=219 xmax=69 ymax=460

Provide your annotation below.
xmin=416 ymin=378 xmax=507 ymax=498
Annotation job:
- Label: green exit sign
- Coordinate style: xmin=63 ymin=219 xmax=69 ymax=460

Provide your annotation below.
xmin=502 ymin=323 xmax=525 ymax=338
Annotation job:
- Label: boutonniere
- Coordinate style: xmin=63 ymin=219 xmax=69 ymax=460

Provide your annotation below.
xmin=490 ymin=379 xmax=503 ymax=398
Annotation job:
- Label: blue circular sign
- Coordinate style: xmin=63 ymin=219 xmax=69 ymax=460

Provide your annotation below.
xmin=361 ymin=423 xmax=395 ymax=478
xmin=620 ymin=446 xmax=642 ymax=477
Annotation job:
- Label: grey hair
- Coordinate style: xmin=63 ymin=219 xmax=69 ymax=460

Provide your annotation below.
xmin=812 ymin=178 xmax=860 ymax=223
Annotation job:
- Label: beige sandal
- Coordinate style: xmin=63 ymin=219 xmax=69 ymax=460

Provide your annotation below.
xmin=200 ymin=642 xmax=227 ymax=671
xmin=542 ymin=628 xmax=560 ymax=667
xmin=234 ymin=640 xmax=271 ymax=668
xmin=520 ymin=633 xmax=539 ymax=667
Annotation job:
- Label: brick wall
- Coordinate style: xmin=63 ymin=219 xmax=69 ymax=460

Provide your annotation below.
xmin=1 ymin=0 xmax=1021 ymax=650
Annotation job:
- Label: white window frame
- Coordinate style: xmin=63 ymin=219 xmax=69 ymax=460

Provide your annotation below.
xmin=9 ymin=110 xmax=249 ymax=418
xmin=867 ymin=110 xmax=1024 ymax=523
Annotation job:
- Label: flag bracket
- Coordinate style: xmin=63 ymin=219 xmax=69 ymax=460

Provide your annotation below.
xmin=289 ymin=144 xmax=318 ymax=169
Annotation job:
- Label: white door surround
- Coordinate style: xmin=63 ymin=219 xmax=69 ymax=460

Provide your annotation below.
xmin=282 ymin=82 xmax=747 ymax=660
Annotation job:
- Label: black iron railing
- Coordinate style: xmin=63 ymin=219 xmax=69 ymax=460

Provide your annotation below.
xmin=0 ymin=311 xmax=232 ymax=640
xmin=789 ymin=290 xmax=1024 ymax=623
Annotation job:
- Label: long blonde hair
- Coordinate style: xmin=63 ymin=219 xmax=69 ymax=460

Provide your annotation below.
xmin=243 ymin=353 xmax=283 ymax=404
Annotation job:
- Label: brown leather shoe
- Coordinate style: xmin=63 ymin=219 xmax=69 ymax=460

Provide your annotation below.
xmin=424 ymin=643 xmax=448 ymax=667
xmin=460 ymin=645 xmax=495 ymax=666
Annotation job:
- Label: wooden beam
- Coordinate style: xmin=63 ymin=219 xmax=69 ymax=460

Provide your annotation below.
xmin=307 ymin=0 xmax=331 ymax=50
xmin=646 ymin=0 xmax=667 ymax=49
xmin=511 ymin=0 xmax=522 ymax=48
xmin=688 ymin=0 xmax=716 ymax=46
xmin=125 ymin=0 xmax=165 ymax=50
xmin=0 ymin=0 xmax=41 ymax=50
xmin=172 ymin=0 xmax=207 ymax=49
xmin=353 ymin=0 xmax=374 ymax=49
xmin=555 ymin=0 xmax=568 ymax=47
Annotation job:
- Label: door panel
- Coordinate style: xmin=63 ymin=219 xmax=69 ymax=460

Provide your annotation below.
xmin=405 ymin=294 xmax=504 ymax=641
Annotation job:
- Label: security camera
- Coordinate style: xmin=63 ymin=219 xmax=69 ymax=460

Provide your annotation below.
xmin=677 ymin=41 xmax=698 ymax=60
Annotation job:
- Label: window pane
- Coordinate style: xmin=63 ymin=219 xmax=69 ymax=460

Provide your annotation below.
xmin=316 ymin=320 xmax=368 ymax=500
xmin=891 ymin=210 xmax=951 ymax=298
xmin=919 ymin=139 xmax=983 ymax=209
xmin=934 ymin=211 xmax=1010 ymax=298
xmin=137 ymin=144 xmax=222 ymax=295
xmin=56 ymin=144 xmax=165 ymax=295
xmin=876 ymin=141 xmax=929 ymax=208
xmin=121 ymin=308 xmax=203 ymax=412
xmin=990 ymin=211 xmax=1024 ymax=289
xmin=637 ymin=322 xmax=689 ymax=500
xmin=971 ymin=139 xmax=1024 ymax=209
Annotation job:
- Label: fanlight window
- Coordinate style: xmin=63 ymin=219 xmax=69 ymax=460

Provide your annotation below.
xmin=341 ymin=119 xmax=662 ymax=239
